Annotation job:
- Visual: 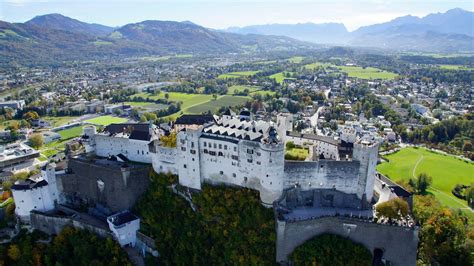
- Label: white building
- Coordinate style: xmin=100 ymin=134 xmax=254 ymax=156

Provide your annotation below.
xmin=107 ymin=211 xmax=140 ymax=247
xmin=11 ymin=164 xmax=59 ymax=222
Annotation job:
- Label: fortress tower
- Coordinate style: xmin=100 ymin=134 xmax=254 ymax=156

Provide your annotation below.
xmin=352 ymin=140 xmax=379 ymax=202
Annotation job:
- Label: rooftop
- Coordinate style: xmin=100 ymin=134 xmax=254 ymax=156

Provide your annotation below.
xmin=0 ymin=143 xmax=39 ymax=162
xmin=11 ymin=178 xmax=48 ymax=190
xmin=107 ymin=210 xmax=139 ymax=226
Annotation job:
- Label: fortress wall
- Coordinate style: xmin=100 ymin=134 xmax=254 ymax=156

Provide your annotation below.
xmin=151 ymin=146 xmax=178 ymax=174
xmin=95 ymin=135 xmax=152 ymax=163
xmin=58 ymin=159 xmax=150 ymax=212
xmin=284 ymin=160 xmax=362 ymax=197
xmin=276 ymin=217 xmax=418 ymax=266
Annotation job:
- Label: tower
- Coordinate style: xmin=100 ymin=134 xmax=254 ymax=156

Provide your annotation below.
xmin=352 ymin=140 xmax=379 ymax=202
xmin=276 ymin=113 xmax=293 ymax=142
xmin=82 ymin=125 xmax=97 ymax=154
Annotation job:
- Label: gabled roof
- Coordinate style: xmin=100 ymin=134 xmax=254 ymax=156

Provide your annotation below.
xmin=11 ymin=178 xmax=48 ymax=190
xmin=175 ymin=114 xmax=216 ymax=126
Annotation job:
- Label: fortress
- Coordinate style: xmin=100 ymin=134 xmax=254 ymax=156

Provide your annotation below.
xmin=11 ymin=111 xmax=417 ymax=265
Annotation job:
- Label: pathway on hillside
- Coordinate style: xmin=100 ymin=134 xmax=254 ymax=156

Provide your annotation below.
xmin=411 ymin=149 xmax=472 ymax=212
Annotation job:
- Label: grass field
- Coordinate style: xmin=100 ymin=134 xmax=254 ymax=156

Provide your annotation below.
xmin=269 ymin=72 xmax=296 ymax=84
xmin=337 ymin=66 xmax=398 ymax=80
xmin=131 ymin=92 xmax=213 ymax=110
xmin=217 ymin=71 xmax=260 ymax=79
xmin=438 ymin=65 xmax=474 ymax=71
xmin=57 ymin=125 xmax=84 ymax=140
xmin=42 ymin=116 xmax=79 ymax=127
xmin=227 ymin=85 xmax=261 ymax=95
xmin=288 ymin=56 xmax=304 ymax=63
xmin=303 ymin=62 xmax=335 ymax=70
xmin=285 ymin=147 xmax=309 ymax=160
xmin=377 ymin=147 xmax=474 ymax=218
xmin=186 ymin=95 xmax=250 ymax=114
xmin=84 ymin=115 xmax=128 ymax=126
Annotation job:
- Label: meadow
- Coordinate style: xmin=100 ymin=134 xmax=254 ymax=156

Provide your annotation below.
xmin=438 ymin=64 xmax=474 ymax=71
xmin=226 ymin=85 xmax=261 ymax=95
xmin=288 ymin=56 xmax=305 ymax=63
xmin=185 ymin=95 xmax=250 ymax=114
xmin=42 ymin=116 xmax=79 ymax=127
xmin=217 ymin=71 xmax=260 ymax=79
xmin=269 ymin=72 xmax=296 ymax=84
xmin=377 ymin=147 xmax=474 ymax=218
xmin=131 ymin=92 xmax=213 ymax=110
xmin=337 ymin=66 xmax=398 ymax=80
xmin=303 ymin=62 xmax=335 ymax=70
xmin=83 ymin=115 xmax=128 ymax=126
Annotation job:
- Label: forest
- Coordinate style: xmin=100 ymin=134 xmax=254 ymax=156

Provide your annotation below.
xmin=0 ymin=227 xmax=131 ymax=265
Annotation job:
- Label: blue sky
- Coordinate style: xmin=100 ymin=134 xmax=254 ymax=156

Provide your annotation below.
xmin=1 ymin=0 xmax=472 ymax=31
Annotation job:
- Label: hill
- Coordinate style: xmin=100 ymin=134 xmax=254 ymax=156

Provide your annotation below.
xmin=0 ymin=15 xmax=314 ymax=67
xmin=26 ymin=13 xmax=114 ymax=36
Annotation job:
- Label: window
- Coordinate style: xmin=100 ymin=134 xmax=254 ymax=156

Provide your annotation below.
xmin=142 ymin=150 xmax=144 ymax=155
xmin=224 ymin=145 xmax=227 ymax=150
xmin=181 ymin=147 xmax=186 ymax=151
xmin=183 ymin=164 xmax=187 ymax=168
xmin=220 ymin=171 xmax=223 ymax=175
xmin=231 ymin=155 xmax=239 ymax=160
xmin=232 ymin=173 xmax=236 ymax=178
xmin=247 ymin=149 xmax=253 ymax=154
xmin=190 ymin=150 xmax=196 ymax=154
xmin=234 ymin=147 xmax=237 ymax=152
xmin=247 ymin=159 xmax=253 ymax=163
xmin=256 ymin=152 xmax=261 ymax=156
xmin=256 ymin=161 xmax=261 ymax=165
xmin=137 ymin=150 xmax=139 ymax=154
xmin=213 ymin=143 xmax=217 ymax=148
xmin=191 ymin=142 xmax=194 ymax=148
xmin=209 ymin=151 xmax=216 ymax=156
xmin=218 ymin=152 xmax=224 ymax=157
xmin=204 ymin=142 xmax=207 ymax=147
xmin=203 ymin=149 xmax=208 ymax=154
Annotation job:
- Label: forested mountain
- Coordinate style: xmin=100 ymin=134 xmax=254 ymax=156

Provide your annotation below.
xmin=0 ymin=15 xmax=314 ymax=66
xmin=25 ymin=13 xmax=115 ymax=37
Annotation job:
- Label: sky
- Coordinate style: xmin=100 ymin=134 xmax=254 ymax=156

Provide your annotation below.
xmin=0 ymin=0 xmax=473 ymax=31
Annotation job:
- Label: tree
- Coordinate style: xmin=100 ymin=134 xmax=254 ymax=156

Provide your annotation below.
xmin=7 ymin=245 xmax=21 ymax=262
xmin=22 ymin=111 xmax=39 ymax=121
xmin=29 ymin=133 xmax=44 ymax=149
xmin=376 ymin=197 xmax=409 ymax=221
xmin=160 ymin=133 xmax=177 ymax=148
xmin=212 ymin=94 xmax=217 ymax=101
xmin=409 ymin=173 xmax=432 ymax=194
xmin=466 ymin=185 xmax=474 ymax=208
xmin=165 ymin=93 xmax=170 ymax=100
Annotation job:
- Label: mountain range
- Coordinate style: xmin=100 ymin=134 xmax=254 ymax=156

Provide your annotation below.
xmin=226 ymin=8 xmax=474 ymax=52
xmin=0 ymin=8 xmax=473 ymax=66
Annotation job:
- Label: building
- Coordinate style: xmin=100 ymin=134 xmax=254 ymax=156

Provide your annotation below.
xmin=107 ymin=210 xmax=140 ymax=247
xmin=0 ymin=143 xmax=40 ymax=172
xmin=0 ymin=100 xmax=25 ymax=111
xmin=57 ymin=155 xmax=150 ymax=213
xmin=84 ymin=123 xmax=160 ymax=164
xmin=11 ymin=164 xmax=59 ymax=222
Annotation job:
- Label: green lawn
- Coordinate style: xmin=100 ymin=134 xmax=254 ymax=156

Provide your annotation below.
xmin=83 ymin=115 xmax=128 ymax=126
xmin=42 ymin=116 xmax=79 ymax=127
xmin=285 ymin=147 xmax=309 ymax=161
xmin=57 ymin=125 xmax=84 ymax=140
xmin=131 ymin=92 xmax=213 ymax=110
xmin=438 ymin=65 xmax=474 ymax=71
xmin=377 ymin=147 xmax=474 ymax=218
xmin=269 ymin=72 xmax=296 ymax=84
xmin=337 ymin=66 xmax=398 ymax=80
xmin=217 ymin=71 xmax=260 ymax=79
xmin=186 ymin=95 xmax=250 ymax=114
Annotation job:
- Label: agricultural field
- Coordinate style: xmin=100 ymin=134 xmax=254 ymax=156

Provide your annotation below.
xmin=217 ymin=71 xmax=260 ymax=79
xmin=337 ymin=66 xmax=398 ymax=80
xmin=377 ymin=147 xmax=474 ymax=218
xmin=438 ymin=64 xmax=474 ymax=71
xmin=186 ymin=95 xmax=250 ymax=114
xmin=269 ymin=72 xmax=296 ymax=84
xmin=83 ymin=115 xmax=128 ymax=126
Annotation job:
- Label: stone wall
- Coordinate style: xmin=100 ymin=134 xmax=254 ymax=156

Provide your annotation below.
xmin=58 ymin=157 xmax=150 ymax=212
xmin=276 ymin=217 xmax=418 ymax=265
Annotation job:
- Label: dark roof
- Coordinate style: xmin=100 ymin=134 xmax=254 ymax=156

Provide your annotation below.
xmin=287 ymin=131 xmax=339 ymax=146
xmin=104 ymin=123 xmax=152 ymax=141
xmin=389 ymin=185 xmax=412 ymax=198
xmin=108 ymin=211 xmax=138 ymax=226
xmin=11 ymin=179 xmax=48 ymax=190
xmin=174 ymin=114 xmax=215 ymax=125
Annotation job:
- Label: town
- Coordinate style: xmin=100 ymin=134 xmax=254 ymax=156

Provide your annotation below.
xmin=0 ymin=7 xmax=473 ymax=266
